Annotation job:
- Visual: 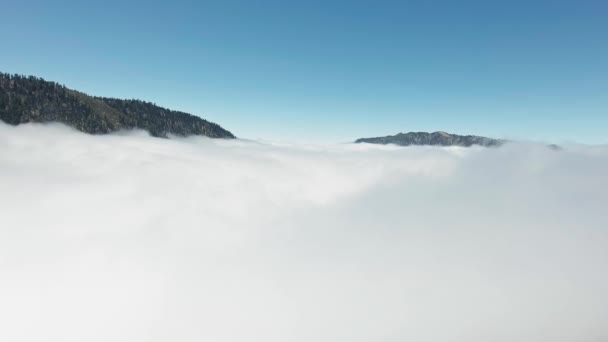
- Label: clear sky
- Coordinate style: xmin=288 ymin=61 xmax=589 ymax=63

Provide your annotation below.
xmin=2 ymin=0 xmax=607 ymax=143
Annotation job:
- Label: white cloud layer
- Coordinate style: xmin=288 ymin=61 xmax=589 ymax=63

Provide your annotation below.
xmin=1 ymin=122 xmax=608 ymax=342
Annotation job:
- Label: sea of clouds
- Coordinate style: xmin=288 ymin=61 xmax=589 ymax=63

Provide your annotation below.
xmin=1 ymin=122 xmax=607 ymax=342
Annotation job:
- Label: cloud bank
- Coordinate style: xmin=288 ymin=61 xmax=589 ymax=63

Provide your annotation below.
xmin=1 ymin=123 xmax=607 ymax=342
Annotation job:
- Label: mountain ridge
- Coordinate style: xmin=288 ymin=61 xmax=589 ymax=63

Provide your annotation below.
xmin=0 ymin=72 xmax=235 ymax=138
xmin=355 ymin=131 xmax=506 ymax=147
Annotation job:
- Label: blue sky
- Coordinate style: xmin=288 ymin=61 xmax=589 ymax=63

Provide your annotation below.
xmin=1 ymin=0 xmax=607 ymax=143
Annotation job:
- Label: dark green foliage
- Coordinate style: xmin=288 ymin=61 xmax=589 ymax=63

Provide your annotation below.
xmin=0 ymin=72 xmax=235 ymax=138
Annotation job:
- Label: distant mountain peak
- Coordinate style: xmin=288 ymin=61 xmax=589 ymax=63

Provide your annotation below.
xmin=355 ymin=131 xmax=505 ymax=147
xmin=0 ymin=72 xmax=235 ymax=139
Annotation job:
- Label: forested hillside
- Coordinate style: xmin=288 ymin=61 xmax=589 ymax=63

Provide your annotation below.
xmin=0 ymin=73 xmax=235 ymax=138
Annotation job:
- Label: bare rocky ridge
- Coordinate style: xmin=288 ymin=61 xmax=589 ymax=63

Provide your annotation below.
xmin=0 ymin=73 xmax=235 ymax=138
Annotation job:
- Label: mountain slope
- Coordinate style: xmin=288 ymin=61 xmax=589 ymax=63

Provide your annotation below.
xmin=355 ymin=131 xmax=505 ymax=147
xmin=0 ymin=73 xmax=235 ymax=138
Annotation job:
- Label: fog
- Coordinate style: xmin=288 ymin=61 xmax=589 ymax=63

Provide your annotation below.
xmin=1 ymin=122 xmax=607 ymax=342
